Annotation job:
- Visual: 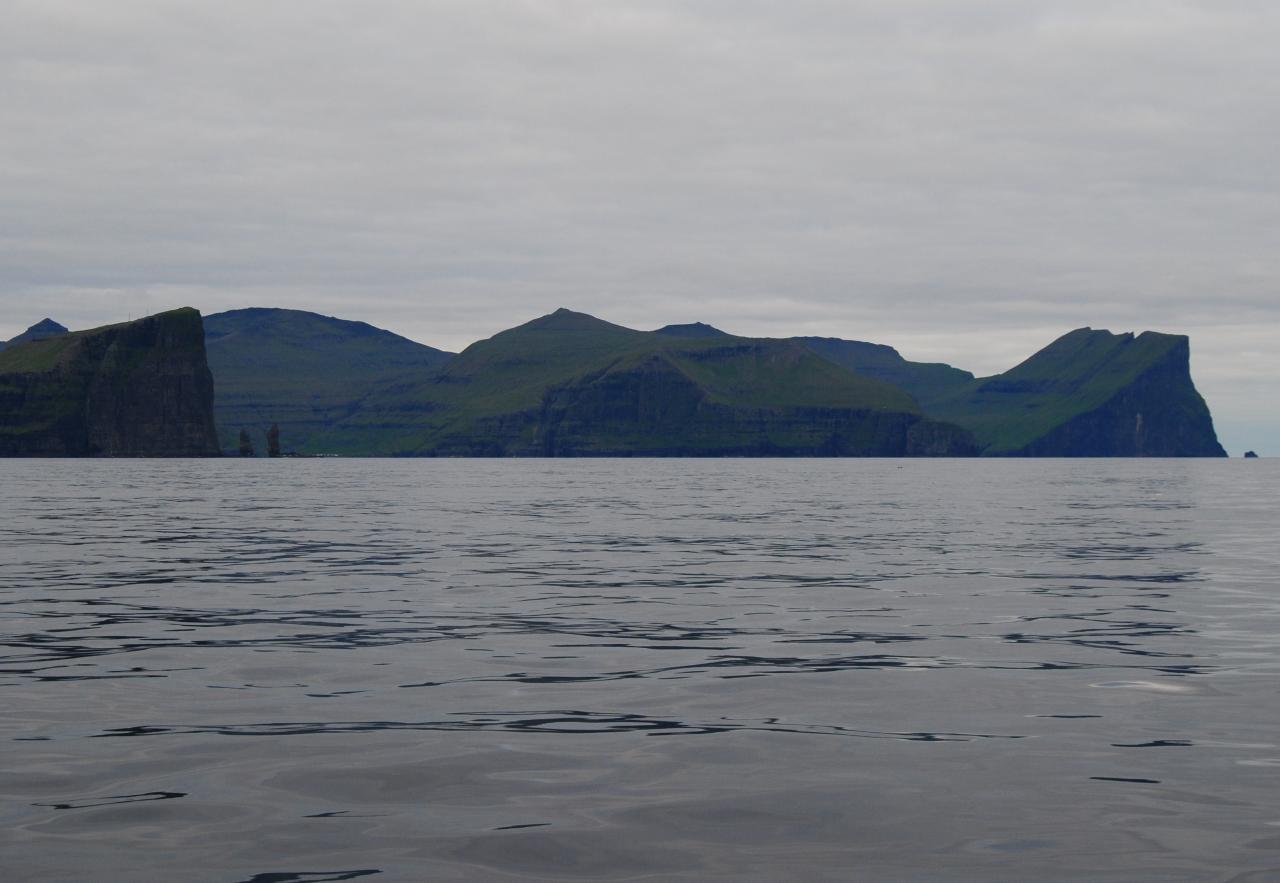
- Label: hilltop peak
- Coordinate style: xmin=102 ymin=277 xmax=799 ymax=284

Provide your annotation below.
xmin=517 ymin=308 xmax=635 ymax=334
xmin=26 ymin=318 xmax=67 ymax=335
xmin=540 ymin=307 xmax=595 ymax=321
xmin=0 ymin=318 xmax=70 ymax=352
xmin=653 ymin=322 xmax=730 ymax=338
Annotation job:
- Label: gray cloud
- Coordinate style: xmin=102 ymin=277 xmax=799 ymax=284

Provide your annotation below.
xmin=3 ymin=1 xmax=1276 ymax=452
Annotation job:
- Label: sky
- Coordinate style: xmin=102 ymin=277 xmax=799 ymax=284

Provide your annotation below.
xmin=3 ymin=1 xmax=1276 ymax=454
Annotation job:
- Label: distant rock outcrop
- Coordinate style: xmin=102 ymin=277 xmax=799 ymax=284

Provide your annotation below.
xmin=1244 ymin=450 xmax=1259 ymax=458
xmin=266 ymin=423 xmax=281 ymax=457
xmin=238 ymin=429 xmax=254 ymax=457
xmin=0 ymin=308 xmax=221 ymax=457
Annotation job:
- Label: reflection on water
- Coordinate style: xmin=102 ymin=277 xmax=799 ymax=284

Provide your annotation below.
xmin=235 ymin=873 xmax=381 ymax=883
xmin=2 ymin=458 xmax=1279 ymax=881
xmin=33 ymin=791 xmax=187 ymax=811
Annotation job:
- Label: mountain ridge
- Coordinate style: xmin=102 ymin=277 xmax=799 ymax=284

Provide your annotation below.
xmin=203 ymin=308 xmax=1224 ymax=458
xmin=0 ymin=306 xmax=1225 ymax=458
xmin=303 ymin=307 xmax=974 ymax=456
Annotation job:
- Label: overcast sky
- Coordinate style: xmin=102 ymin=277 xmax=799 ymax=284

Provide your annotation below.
xmin=3 ymin=1 xmax=1276 ymax=453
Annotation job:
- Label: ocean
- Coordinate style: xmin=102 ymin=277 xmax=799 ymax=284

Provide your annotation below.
xmin=2 ymin=458 xmax=1278 ymax=881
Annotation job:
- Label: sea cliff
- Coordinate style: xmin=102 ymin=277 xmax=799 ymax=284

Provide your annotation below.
xmin=919 ymin=328 xmax=1226 ymax=457
xmin=0 ymin=308 xmax=220 ymax=457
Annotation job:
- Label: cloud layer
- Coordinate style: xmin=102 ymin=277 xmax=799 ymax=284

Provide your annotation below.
xmin=3 ymin=1 xmax=1276 ymax=452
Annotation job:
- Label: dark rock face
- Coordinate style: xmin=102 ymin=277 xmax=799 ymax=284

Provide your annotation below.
xmin=0 ymin=308 xmax=221 ymax=457
xmin=999 ymin=337 xmax=1226 ymax=457
xmin=1244 ymin=450 xmax=1259 ymax=458
xmin=266 ymin=423 xmax=281 ymax=457
xmin=923 ymin=329 xmax=1226 ymax=457
xmin=238 ymin=429 xmax=254 ymax=457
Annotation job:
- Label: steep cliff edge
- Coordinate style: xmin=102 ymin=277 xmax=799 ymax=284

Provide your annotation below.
xmin=0 ymin=308 xmax=220 ymax=456
xmin=920 ymin=328 xmax=1226 ymax=456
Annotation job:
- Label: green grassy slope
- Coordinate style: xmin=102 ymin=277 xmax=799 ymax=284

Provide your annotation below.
xmin=921 ymin=328 xmax=1224 ymax=455
xmin=204 ymin=308 xmax=453 ymax=453
xmin=667 ymin=340 xmax=917 ymax=411
xmin=310 ymin=308 xmax=971 ymax=456
xmin=0 ymin=314 xmax=174 ymax=376
xmin=306 ymin=309 xmax=660 ymax=454
xmin=0 ymin=333 xmax=84 ymax=447
xmin=0 ymin=333 xmax=78 ymax=374
xmin=797 ymin=337 xmax=974 ymax=405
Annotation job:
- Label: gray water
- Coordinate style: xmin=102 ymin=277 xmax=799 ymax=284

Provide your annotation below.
xmin=2 ymin=459 xmax=1278 ymax=882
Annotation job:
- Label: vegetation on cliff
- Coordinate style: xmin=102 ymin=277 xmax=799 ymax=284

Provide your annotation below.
xmin=0 ymin=305 xmax=1224 ymax=459
xmin=303 ymin=309 xmax=976 ymax=456
xmin=797 ymin=337 xmax=975 ymax=406
xmin=204 ymin=307 xmax=453 ymax=453
xmin=919 ymin=328 xmax=1226 ymax=456
xmin=0 ymin=308 xmax=220 ymax=456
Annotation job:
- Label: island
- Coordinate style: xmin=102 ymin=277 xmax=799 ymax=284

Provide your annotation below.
xmin=1 ymin=306 xmax=1229 ymax=459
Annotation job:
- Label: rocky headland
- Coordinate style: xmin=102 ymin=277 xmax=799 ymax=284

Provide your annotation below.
xmin=0 ymin=308 xmax=220 ymax=456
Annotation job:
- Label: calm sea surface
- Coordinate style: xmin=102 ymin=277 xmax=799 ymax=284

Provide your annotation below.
xmin=2 ymin=459 xmax=1278 ymax=882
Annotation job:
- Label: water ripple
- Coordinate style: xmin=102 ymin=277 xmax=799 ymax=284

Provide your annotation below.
xmin=3 ymin=458 xmax=1278 ymax=882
